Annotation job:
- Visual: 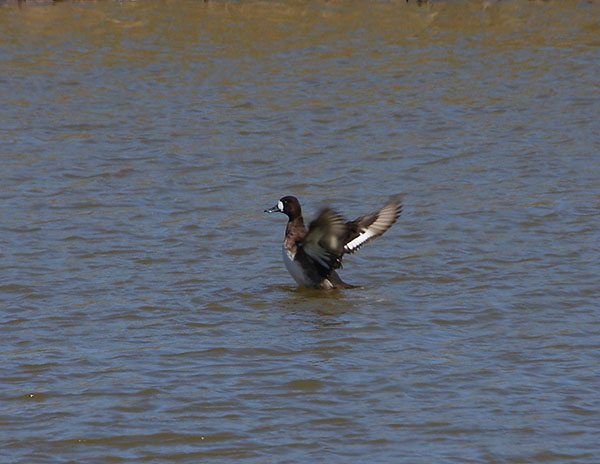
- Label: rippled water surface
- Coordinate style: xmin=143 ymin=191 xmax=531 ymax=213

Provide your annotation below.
xmin=1 ymin=0 xmax=599 ymax=462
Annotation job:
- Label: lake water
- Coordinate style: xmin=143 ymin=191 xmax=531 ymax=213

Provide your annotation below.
xmin=1 ymin=0 xmax=599 ymax=462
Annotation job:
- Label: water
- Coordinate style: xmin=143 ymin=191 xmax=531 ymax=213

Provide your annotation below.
xmin=1 ymin=0 xmax=599 ymax=462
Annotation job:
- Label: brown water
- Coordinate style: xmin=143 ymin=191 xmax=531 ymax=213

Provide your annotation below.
xmin=1 ymin=0 xmax=599 ymax=462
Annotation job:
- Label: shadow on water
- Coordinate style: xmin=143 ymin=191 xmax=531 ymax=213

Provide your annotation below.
xmin=263 ymin=284 xmax=375 ymax=321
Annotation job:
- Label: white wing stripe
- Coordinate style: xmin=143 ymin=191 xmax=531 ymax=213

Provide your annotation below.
xmin=343 ymin=200 xmax=401 ymax=253
xmin=344 ymin=228 xmax=376 ymax=252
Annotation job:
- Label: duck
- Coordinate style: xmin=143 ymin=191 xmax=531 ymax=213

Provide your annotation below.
xmin=264 ymin=195 xmax=402 ymax=289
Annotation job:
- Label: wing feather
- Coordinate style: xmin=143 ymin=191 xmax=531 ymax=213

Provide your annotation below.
xmin=343 ymin=197 xmax=402 ymax=254
xmin=300 ymin=209 xmax=347 ymax=273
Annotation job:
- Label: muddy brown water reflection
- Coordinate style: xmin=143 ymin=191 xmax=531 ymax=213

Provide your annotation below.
xmin=1 ymin=1 xmax=599 ymax=462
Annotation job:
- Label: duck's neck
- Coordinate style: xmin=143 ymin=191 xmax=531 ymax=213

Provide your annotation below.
xmin=285 ymin=215 xmax=306 ymax=241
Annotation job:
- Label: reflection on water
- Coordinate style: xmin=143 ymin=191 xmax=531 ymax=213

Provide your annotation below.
xmin=1 ymin=1 xmax=599 ymax=462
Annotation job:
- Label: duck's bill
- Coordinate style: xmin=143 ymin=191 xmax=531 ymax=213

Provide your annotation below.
xmin=264 ymin=205 xmax=281 ymax=213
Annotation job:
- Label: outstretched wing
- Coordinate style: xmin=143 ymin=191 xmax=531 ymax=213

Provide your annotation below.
xmin=343 ymin=197 xmax=402 ymax=254
xmin=300 ymin=208 xmax=347 ymax=273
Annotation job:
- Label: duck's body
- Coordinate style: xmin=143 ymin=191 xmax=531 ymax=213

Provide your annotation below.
xmin=265 ymin=196 xmax=402 ymax=289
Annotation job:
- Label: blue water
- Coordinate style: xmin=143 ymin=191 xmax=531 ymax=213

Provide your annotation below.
xmin=1 ymin=1 xmax=599 ymax=462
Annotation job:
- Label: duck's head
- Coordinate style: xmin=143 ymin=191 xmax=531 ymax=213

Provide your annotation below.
xmin=264 ymin=196 xmax=302 ymax=219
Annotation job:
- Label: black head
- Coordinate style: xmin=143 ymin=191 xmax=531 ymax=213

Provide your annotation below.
xmin=264 ymin=195 xmax=302 ymax=219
